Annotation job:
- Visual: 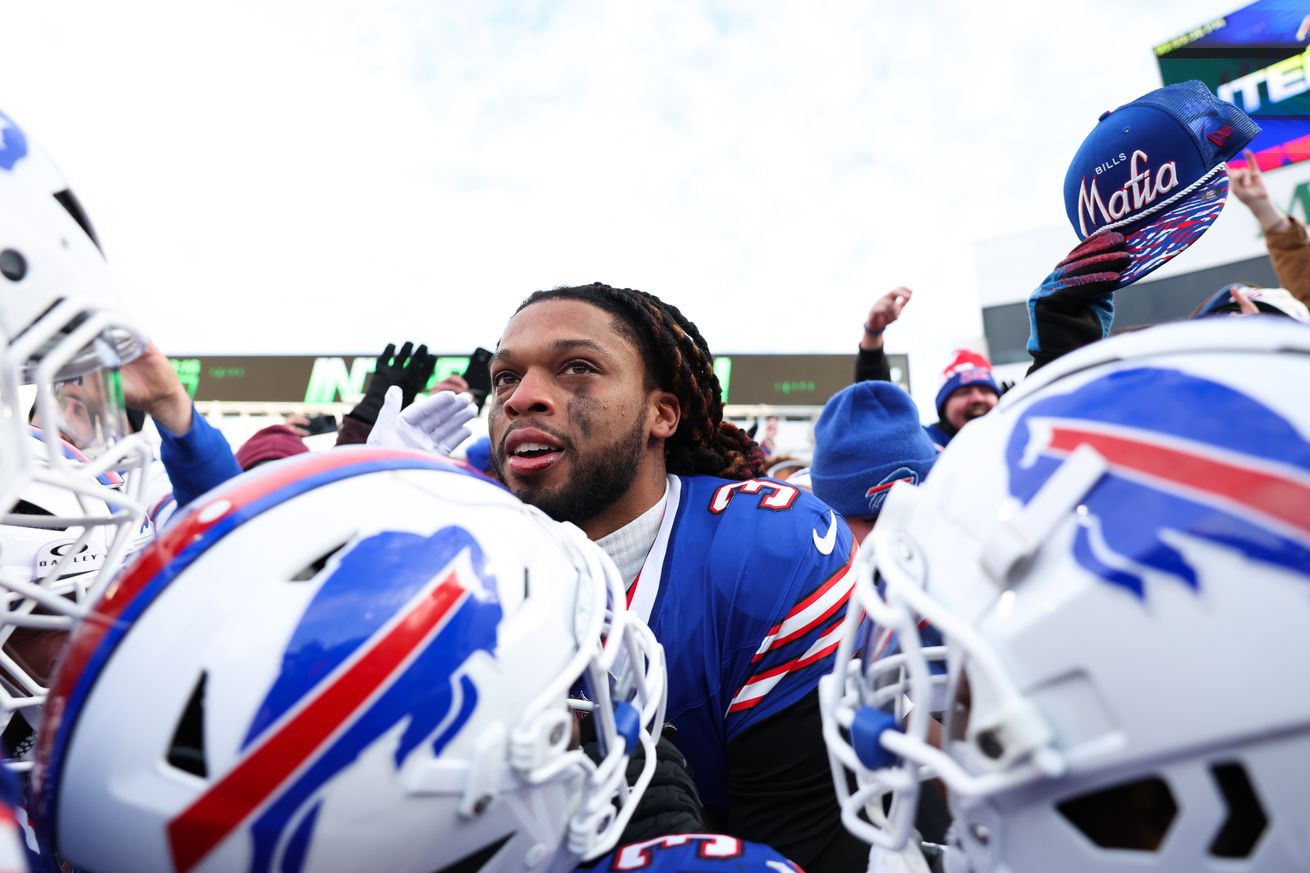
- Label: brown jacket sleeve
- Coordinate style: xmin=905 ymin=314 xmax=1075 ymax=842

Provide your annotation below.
xmin=1264 ymin=215 xmax=1310 ymax=308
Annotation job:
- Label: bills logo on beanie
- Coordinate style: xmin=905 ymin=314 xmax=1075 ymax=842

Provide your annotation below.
xmin=864 ymin=466 xmax=920 ymax=514
xmin=935 ymin=349 xmax=1001 ymax=420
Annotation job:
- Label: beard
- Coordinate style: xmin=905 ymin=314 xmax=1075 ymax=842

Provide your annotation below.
xmin=494 ymin=413 xmax=649 ymax=528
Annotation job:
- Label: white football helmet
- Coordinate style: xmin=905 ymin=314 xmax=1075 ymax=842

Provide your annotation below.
xmin=821 ymin=317 xmax=1310 ymax=872
xmin=34 ymin=449 xmax=666 ymax=873
xmin=0 ymin=107 xmax=151 ymax=609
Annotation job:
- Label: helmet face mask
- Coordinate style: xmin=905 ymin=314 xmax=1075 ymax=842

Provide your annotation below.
xmin=0 ymin=429 xmax=150 ymax=771
xmin=1 ymin=110 xmax=152 ymax=759
xmin=35 ymin=453 xmax=666 ymax=873
xmin=821 ymin=319 xmax=1310 ymax=873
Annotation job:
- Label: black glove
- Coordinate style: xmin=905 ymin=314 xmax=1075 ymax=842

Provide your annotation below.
xmin=347 ymin=341 xmax=437 ymax=426
xmin=581 ymin=723 xmax=704 ymax=846
xmin=616 ymin=729 xmax=705 ymax=845
xmin=1026 ymin=232 xmax=1130 ymax=374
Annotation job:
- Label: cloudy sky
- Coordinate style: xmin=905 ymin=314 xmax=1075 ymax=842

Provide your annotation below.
xmin=0 ymin=0 xmax=1238 ymax=399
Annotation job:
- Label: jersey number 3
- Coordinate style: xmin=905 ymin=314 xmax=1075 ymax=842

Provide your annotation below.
xmin=709 ymin=479 xmax=799 ymax=514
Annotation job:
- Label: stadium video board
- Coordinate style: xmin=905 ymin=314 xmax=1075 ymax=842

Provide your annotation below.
xmin=1156 ymin=0 xmax=1310 ymax=169
xmin=170 ymin=353 xmax=910 ymax=406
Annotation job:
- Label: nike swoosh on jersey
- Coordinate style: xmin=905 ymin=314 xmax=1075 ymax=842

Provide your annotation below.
xmin=812 ymin=511 xmax=838 ymax=555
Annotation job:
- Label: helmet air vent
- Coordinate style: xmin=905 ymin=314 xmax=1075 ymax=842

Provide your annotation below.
xmin=1208 ymin=762 xmax=1267 ymax=859
xmin=289 ymin=538 xmax=353 ymax=582
xmin=166 ymin=672 xmax=209 ymax=778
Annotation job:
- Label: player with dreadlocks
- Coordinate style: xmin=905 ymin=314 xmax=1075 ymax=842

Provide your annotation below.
xmin=487 ymin=283 xmax=868 ymax=873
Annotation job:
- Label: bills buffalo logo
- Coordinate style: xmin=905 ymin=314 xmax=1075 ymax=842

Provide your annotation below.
xmin=1006 ymin=368 xmax=1310 ymax=598
xmin=865 ymin=466 xmax=920 ymax=514
xmin=166 ymin=525 xmax=503 ymax=872
xmin=0 ymin=110 xmax=27 ymax=172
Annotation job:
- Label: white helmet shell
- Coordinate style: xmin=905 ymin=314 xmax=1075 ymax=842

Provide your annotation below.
xmin=1 ymin=108 xmax=152 ymax=628
xmin=821 ymin=317 xmax=1310 ymax=872
xmin=36 ymin=449 xmax=666 ymax=873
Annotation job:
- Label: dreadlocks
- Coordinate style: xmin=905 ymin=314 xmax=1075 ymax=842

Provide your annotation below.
xmin=514 ymin=283 xmax=766 ymax=481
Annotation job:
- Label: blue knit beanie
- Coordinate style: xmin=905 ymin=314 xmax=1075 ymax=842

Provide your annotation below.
xmin=811 ymin=382 xmax=938 ymax=519
xmin=934 ymin=349 xmax=1001 ymax=420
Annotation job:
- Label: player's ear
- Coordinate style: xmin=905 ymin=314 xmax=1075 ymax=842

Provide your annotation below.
xmin=650 ymin=390 xmax=680 ymax=440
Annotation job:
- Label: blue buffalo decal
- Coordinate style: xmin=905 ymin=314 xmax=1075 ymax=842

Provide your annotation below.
xmin=0 ymin=110 xmax=28 ymax=172
xmin=1006 ymin=368 xmax=1310 ymax=598
xmin=167 ymin=525 xmax=504 ymax=873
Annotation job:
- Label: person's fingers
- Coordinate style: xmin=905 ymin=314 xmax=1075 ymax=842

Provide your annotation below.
xmin=394 ymin=340 xmax=414 ymax=367
xmin=1060 ymin=250 xmax=1131 ymax=278
xmin=366 ymin=386 xmax=405 ymax=447
xmin=404 ymin=390 xmax=459 ymax=419
xmin=432 ymin=395 xmax=479 ymax=427
xmin=432 ymin=399 xmax=478 ymax=434
xmin=379 ymin=342 xmax=396 ymax=367
xmin=449 ymin=395 xmax=478 ymax=426
xmin=403 ymin=392 xmax=477 ymax=433
xmin=1053 ymin=271 xmax=1123 ymax=296
xmin=284 ymin=413 xmax=311 ymax=436
xmin=1243 ymin=148 xmax=1257 ymax=169
xmin=404 ymin=392 xmax=477 ymax=453
xmin=1231 ymin=285 xmax=1260 ymax=315
xmin=435 ymin=374 xmax=470 ymax=393
xmin=891 ymin=290 xmax=911 ymax=317
xmin=380 ymin=385 xmax=403 ymax=417
xmin=437 ymin=426 xmax=472 ymax=454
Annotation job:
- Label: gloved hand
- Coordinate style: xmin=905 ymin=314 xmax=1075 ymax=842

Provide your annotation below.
xmin=602 ymin=728 xmax=704 ymax=846
xmin=347 ymin=341 xmax=438 ymax=427
xmin=366 ymin=386 xmax=477 ymax=455
xmin=1026 ymin=231 xmax=1130 ymax=373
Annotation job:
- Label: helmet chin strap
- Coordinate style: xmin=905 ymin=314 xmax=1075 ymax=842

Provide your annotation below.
xmin=867 ymin=838 xmax=935 ymax=873
xmin=980 ymin=444 xmax=1108 ymax=584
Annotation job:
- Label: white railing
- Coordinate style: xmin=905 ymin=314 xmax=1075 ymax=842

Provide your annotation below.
xmin=193 ymin=401 xmax=824 ymax=457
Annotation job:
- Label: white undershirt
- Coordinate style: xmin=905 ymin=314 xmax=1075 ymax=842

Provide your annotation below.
xmin=595 ymin=476 xmax=671 ymax=588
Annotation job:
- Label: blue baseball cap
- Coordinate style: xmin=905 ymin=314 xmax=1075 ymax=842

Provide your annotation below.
xmin=1064 ymin=81 xmax=1259 ymax=289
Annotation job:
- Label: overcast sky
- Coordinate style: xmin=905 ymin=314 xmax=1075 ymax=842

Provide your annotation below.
xmin=0 ymin=0 xmax=1240 ymax=401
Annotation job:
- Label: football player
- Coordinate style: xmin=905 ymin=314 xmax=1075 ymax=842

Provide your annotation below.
xmin=482 ymin=283 xmax=865 ymax=871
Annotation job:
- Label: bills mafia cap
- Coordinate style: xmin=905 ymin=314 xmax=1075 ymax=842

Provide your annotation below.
xmin=1064 ymin=80 xmax=1259 ymax=289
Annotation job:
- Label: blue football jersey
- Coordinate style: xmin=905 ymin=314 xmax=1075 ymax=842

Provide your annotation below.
xmin=594 ymin=833 xmax=802 ymax=873
xmin=625 ymin=475 xmax=857 ymax=810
